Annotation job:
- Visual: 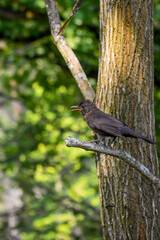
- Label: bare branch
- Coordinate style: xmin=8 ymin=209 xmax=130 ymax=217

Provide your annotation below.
xmin=57 ymin=0 xmax=84 ymax=35
xmin=65 ymin=136 xmax=160 ymax=189
xmin=44 ymin=0 xmax=95 ymax=101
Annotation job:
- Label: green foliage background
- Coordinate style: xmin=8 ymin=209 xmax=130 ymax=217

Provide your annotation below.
xmin=0 ymin=0 xmax=159 ymax=239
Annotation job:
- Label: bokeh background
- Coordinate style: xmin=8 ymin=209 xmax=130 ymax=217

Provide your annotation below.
xmin=0 ymin=0 xmax=159 ymax=239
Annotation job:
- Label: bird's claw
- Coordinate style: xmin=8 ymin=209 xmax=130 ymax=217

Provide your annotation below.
xmin=90 ymin=139 xmax=99 ymax=144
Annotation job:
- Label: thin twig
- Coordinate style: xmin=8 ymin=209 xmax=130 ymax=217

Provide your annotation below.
xmin=65 ymin=136 xmax=160 ymax=189
xmin=44 ymin=0 xmax=95 ymax=101
xmin=57 ymin=0 xmax=84 ymax=35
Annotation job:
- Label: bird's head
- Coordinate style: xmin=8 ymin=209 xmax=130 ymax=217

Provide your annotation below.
xmin=71 ymin=100 xmax=96 ymax=116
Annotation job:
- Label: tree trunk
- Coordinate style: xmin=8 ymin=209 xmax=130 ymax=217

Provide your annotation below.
xmin=96 ymin=1 xmax=160 ymax=239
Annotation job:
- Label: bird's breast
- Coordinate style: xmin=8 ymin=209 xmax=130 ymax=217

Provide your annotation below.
xmin=84 ymin=111 xmax=96 ymax=129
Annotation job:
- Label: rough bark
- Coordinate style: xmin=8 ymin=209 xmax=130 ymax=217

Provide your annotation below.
xmin=96 ymin=0 xmax=160 ymax=239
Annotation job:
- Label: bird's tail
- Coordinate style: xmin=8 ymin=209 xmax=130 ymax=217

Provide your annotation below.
xmin=138 ymin=135 xmax=156 ymax=144
xmin=123 ymin=126 xmax=156 ymax=144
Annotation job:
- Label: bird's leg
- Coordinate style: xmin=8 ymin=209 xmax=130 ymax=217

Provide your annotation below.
xmin=108 ymin=137 xmax=116 ymax=146
xmin=90 ymin=136 xmax=102 ymax=144
xmin=90 ymin=139 xmax=99 ymax=143
xmin=91 ymin=134 xmax=105 ymax=145
xmin=90 ymin=133 xmax=99 ymax=144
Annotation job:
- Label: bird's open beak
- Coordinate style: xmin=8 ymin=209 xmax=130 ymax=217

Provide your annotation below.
xmin=71 ymin=106 xmax=81 ymax=111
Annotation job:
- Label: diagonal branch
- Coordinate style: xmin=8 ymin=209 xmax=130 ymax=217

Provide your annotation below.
xmin=57 ymin=0 xmax=84 ymax=35
xmin=65 ymin=136 xmax=160 ymax=189
xmin=44 ymin=0 xmax=95 ymax=101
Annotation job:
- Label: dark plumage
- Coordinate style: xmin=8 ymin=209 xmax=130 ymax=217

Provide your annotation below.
xmin=71 ymin=100 xmax=156 ymax=145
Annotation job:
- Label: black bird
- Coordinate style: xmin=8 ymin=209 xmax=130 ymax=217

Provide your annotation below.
xmin=71 ymin=100 xmax=156 ymax=145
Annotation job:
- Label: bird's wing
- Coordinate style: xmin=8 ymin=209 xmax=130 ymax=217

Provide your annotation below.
xmin=91 ymin=111 xmax=126 ymax=137
xmin=91 ymin=120 xmax=123 ymax=137
xmin=100 ymin=113 xmax=125 ymax=127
